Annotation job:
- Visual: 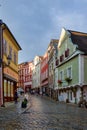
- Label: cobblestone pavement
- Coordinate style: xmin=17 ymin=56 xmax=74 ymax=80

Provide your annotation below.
xmin=0 ymin=94 xmax=87 ymax=130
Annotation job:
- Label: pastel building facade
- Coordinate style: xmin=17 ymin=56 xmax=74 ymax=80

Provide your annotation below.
xmin=0 ymin=20 xmax=21 ymax=106
xmin=32 ymin=56 xmax=43 ymax=93
xmin=40 ymin=52 xmax=48 ymax=95
xmin=18 ymin=61 xmax=33 ymax=92
xmin=47 ymin=39 xmax=58 ymax=98
xmin=57 ymin=28 xmax=87 ymax=103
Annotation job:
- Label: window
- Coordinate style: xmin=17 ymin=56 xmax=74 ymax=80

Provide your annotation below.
xmin=60 ymin=71 xmax=63 ymax=80
xmin=9 ymin=45 xmax=12 ymax=59
xmin=70 ymin=91 xmax=72 ymax=100
xmin=56 ymin=59 xmax=59 ymax=66
xmin=3 ymin=39 xmax=7 ymax=55
xmin=60 ymin=55 xmax=64 ymax=62
xmin=67 ymin=67 xmax=72 ymax=78
xmin=65 ymin=49 xmax=69 ymax=57
xmin=14 ymin=51 xmax=17 ymax=64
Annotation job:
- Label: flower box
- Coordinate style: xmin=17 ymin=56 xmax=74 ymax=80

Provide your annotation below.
xmin=58 ymin=80 xmax=62 ymax=84
xmin=21 ymin=98 xmax=28 ymax=108
xmin=65 ymin=77 xmax=72 ymax=82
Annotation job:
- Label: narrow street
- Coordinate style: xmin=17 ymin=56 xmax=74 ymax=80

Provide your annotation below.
xmin=0 ymin=94 xmax=87 ymax=130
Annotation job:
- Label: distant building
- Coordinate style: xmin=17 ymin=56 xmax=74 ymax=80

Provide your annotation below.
xmin=32 ymin=56 xmax=43 ymax=93
xmin=48 ymin=39 xmax=58 ymax=98
xmin=40 ymin=52 xmax=48 ymax=95
xmin=18 ymin=61 xmax=33 ymax=92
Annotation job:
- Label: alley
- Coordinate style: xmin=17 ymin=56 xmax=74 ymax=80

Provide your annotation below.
xmin=0 ymin=95 xmax=87 ymax=130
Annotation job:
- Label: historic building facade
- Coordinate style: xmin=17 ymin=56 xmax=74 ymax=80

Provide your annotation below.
xmin=40 ymin=52 xmax=48 ymax=95
xmin=32 ymin=56 xmax=43 ymax=93
xmin=18 ymin=61 xmax=33 ymax=92
xmin=57 ymin=28 xmax=87 ymax=103
xmin=47 ymin=39 xmax=58 ymax=98
xmin=0 ymin=20 xmax=21 ymax=106
xmin=16 ymin=26 xmax=87 ymax=105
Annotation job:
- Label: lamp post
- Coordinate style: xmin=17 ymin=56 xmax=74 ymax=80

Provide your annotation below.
xmin=0 ymin=20 xmax=11 ymax=107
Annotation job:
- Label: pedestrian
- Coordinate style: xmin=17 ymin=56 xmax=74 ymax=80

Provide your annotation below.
xmin=14 ymin=90 xmax=18 ymax=103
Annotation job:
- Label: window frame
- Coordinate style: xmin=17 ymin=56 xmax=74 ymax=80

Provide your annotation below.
xmin=59 ymin=70 xmax=64 ymax=81
xmin=66 ymin=66 xmax=72 ymax=79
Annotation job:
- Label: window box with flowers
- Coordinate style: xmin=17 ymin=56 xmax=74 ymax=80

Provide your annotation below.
xmin=58 ymin=80 xmax=62 ymax=84
xmin=65 ymin=77 xmax=72 ymax=82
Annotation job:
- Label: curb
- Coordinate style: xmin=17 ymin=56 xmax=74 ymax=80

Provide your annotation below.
xmin=5 ymin=101 xmax=15 ymax=108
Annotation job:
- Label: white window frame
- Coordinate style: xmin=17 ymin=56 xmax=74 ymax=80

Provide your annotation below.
xmin=59 ymin=70 xmax=64 ymax=81
xmin=67 ymin=66 xmax=72 ymax=79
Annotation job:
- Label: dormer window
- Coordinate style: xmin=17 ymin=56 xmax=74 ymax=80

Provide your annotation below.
xmin=60 ymin=54 xmax=64 ymax=62
xmin=56 ymin=59 xmax=59 ymax=66
xmin=65 ymin=48 xmax=69 ymax=57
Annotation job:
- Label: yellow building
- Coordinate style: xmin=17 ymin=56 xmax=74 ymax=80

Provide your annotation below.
xmin=0 ymin=20 xmax=21 ymax=105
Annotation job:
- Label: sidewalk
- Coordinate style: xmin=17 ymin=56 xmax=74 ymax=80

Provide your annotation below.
xmin=5 ymin=101 xmax=15 ymax=107
xmin=3 ymin=93 xmax=31 ymax=114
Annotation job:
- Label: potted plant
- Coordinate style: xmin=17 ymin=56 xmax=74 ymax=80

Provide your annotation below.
xmin=58 ymin=80 xmax=62 ymax=84
xmin=65 ymin=77 xmax=72 ymax=82
xmin=21 ymin=98 xmax=28 ymax=108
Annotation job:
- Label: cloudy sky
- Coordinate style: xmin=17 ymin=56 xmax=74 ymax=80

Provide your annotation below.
xmin=0 ymin=0 xmax=87 ymax=63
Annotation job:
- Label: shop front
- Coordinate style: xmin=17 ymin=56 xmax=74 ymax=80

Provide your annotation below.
xmin=4 ymin=76 xmax=17 ymax=102
xmin=41 ymin=80 xmax=48 ymax=96
xmin=4 ymin=67 xmax=18 ymax=102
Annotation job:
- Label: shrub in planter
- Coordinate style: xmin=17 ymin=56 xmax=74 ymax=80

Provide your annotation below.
xmin=21 ymin=98 xmax=28 ymax=108
xmin=65 ymin=77 xmax=72 ymax=82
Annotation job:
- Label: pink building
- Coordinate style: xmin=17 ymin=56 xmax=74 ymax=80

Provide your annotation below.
xmin=40 ymin=52 xmax=49 ymax=95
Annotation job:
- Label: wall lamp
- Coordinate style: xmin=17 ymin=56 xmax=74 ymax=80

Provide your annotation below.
xmin=0 ymin=55 xmax=11 ymax=67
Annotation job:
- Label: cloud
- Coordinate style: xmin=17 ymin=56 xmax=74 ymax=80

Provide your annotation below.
xmin=50 ymin=7 xmax=87 ymax=34
xmin=1 ymin=0 xmax=87 ymax=64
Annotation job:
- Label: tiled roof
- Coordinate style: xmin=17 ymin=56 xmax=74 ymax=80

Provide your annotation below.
xmin=68 ymin=30 xmax=87 ymax=54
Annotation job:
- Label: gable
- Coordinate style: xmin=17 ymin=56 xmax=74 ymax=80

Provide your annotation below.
xmin=58 ymin=28 xmax=71 ymax=48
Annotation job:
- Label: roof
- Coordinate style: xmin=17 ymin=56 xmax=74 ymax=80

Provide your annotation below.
xmin=0 ymin=20 xmax=22 ymax=50
xmin=68 ymin=30 xmax=87 ymax=54
xmin=47 ymin=39 xmax=59 ymax=50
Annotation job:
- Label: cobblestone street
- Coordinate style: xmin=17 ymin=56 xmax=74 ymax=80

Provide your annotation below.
xmin=0 ymin=94 xmax=87 ymax=130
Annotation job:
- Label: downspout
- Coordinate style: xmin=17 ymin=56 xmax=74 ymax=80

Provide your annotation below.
xmin=79 ymin=54 xmax=84 ymax=85
xmin=79 ymin=54 xmax=84 ymax=100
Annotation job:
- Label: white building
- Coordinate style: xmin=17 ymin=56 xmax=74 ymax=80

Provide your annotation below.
xmin=32 ymin=56 xmax=43 ymax=93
